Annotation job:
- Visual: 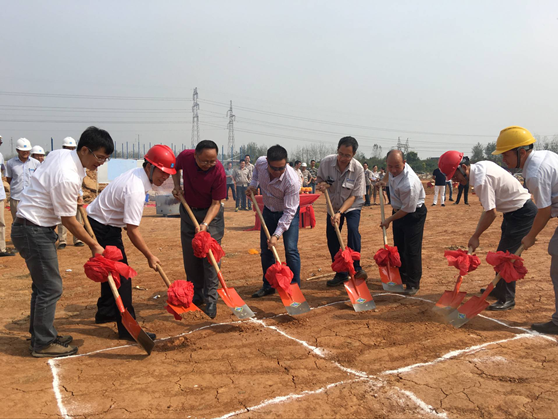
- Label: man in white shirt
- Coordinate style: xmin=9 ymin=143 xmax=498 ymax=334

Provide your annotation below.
xmin=370 ymin=165 xmax=381 ymax=205
xmin=87 ymin=145 xmax=174 ymax=341
xmin=380 ymin=150 xmax=427 ymax=295
xmin=493 ymin=126 xmax=558 ymax=333
xmin=244 ymin=155 xmax=254 ymax=210
xmin=6 ymin=138 xmax=41 ymax=220
xmin=301 ymin=162 xmax=311 ymax=187
xmin=316 ymin=136 xmax=367 ymax=286
xmin=11 ymin=126 xmax=111 ymax=358
xmin=57 ymin=137 xmax=84 ymax=249
xmin=363 ymin=162 xmax=372 ymax=207
xmin=294 ymin=160 xmax=303 ymax=188
xmin=439 ymin=150 xmax=537 ymax=310
xmin=247 ymin=145 xmax=301 ymax=297
xmin=0 ymin=135 xmax=15 ymax=257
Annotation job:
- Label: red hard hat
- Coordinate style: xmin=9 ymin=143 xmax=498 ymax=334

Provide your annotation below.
xmin=438 ymin=150 xmax=464 ymax=180
xmin=144 ymin=145 xmax=176 ymax=175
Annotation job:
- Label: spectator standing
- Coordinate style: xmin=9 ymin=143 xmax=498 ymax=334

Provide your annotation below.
xmin=363 ymin=162 xmax=372 ymax=206
xmin=245 ymin=155 xmax=254 ymax=210
xmin=432 ymin=167 xmax=446 ymax=206
xmin=225 ymin=161 xmax=236 ymax=202
xmin=308 ymin=160 xmax=318 ymax=193
xmin=233 ymin=160 xmax=251 ymax=211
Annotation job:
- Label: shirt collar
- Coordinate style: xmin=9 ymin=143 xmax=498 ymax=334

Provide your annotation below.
xmin=335 ymin=158 xmax=354 ymax=175
xmin=70 ymin=150 xmax=87 ymax=179
xmin=522 ymin=151 xmax=535 ymax=174
xmin=138 ymin=167 xmax=153 ymax=192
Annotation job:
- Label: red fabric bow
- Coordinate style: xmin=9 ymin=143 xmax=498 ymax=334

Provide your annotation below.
xmin=192 ymin=231 xmax=225 ymax=263
xmin=486 ymin=251 xmax=528 ymax=283
xmin=331 ymin=247 xmax=361 ymax=276
xmin=83 ymin=246 xmax=137 ymax=288
xmin=444 ymin=250 xmax=481 ymax=276
xmin=166 ymin=280 xmax=194 ymax=320
xmin=374 ymin=245 xmax=402 ymax=268
xmin=265 ymin=262 xmax=293 ymax=295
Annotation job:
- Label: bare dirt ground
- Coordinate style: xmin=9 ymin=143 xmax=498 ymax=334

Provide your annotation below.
xmin=1 ymin=186 xmax=558 ymax=419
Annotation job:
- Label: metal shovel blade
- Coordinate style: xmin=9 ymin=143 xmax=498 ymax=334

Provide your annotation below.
xmin=378 ymin=265 xmax=405 ymax=292
xmin=277 ymin=284 xmax=311 ymax=316
xmin=344 ymin=277 xmax=376 ymax=312
xmin=121 ymin=310 xmax=155 ymax=355
xmin=446 ymin=296 xmax=490 ymax=328
xmin=433 ymin=290 xmax=467 ymax=314
xmin=217 ymin=288 xmax=255 ymax=319
xmin=167 ymin=302 xmax=202 ymax=318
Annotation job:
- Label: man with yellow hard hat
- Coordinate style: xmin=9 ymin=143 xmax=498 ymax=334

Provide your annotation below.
xmin=494 ymin=126 xmax=558 ymax=333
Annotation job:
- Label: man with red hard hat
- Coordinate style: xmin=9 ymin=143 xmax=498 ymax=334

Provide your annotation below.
xmin=438 ymin=149 xmax=537 ymax=310
xmin=86 ymin=144 xmax=175 ymax=341
xmin=492 ymin=126 xmax=558 ymax=333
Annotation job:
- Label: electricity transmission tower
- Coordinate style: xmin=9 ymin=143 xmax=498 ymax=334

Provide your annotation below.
xmin=191 ymin=87 xmax=200 ymax=148
xmin=227 ymin=101 xmax=235 ymax=161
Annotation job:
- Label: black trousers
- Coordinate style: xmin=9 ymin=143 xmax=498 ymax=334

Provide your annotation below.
xmin=392 ymin=205 xmax=427 ymax=289
xmin=89 ymin=216 xmax=135 ymax=338
xmin=180 ymin=204 xmax=225 ymax=304
xmin=455 ymin=183 xmax=469 ymax=204
xmin=495 ymin=200 xmax=537 ymax=302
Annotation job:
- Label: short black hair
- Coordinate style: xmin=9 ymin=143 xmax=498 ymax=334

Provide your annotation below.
xmin=195 ymin=140 xmax=218 ymax=154
xmin=386 ymin=149 xmax=405 ymax=161
xmin=338 ymin=136 xmax=358 ymax=154
xmin=311 ymin=159 xmax=315 ymax=163
xmin=267 ymin=145 xmax=288 ymax=162
xmin=227 ymin=161 xmax=232 ymax=166
xmin=77 ymin=126 xmax=114 ymax=155
xmin=363 ymin=161 xmax=369 ymax=166
xmin=294 ymin=160 xmax=301 ymax=165
xmin=245 ymin=154 xmax=250 ymax=159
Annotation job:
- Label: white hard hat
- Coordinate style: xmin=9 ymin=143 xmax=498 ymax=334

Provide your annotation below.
xmin=31 ymin=145 xmax=45 ymax=155
xmin=16 ymin=138 xmax=32 ymax=151
xmin=301 ymin=162 xmax=307 ymax=167
xmin=63 ymin=137 xmax=77 ymax=147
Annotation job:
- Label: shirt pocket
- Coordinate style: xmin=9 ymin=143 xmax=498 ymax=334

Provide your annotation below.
xmin=341 ymin=177 xmax=356 ymax=190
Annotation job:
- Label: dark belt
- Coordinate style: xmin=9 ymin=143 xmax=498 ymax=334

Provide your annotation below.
xmin=190 ymin=207 xmax=210 ymax=211
xmin=14 ymin=217 xmax=56 ymax=230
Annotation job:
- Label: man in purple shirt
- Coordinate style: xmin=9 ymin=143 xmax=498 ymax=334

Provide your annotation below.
xmin=172 ymin=140 xmax=226 ymax=318
xmin=246 ymin=145 xmax=301 ymax=298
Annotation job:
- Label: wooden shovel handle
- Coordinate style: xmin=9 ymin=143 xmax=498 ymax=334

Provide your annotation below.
xmin=176 ymin=194 xmax=228 ymax=291
xmin=107 ymin=273 xmax=125 ymax=313
xmin=323 ymin=189 xmax=346 ymax=249
xmin=79 ymin=206 xmax=95 ymax=238
xmin=378 ymin=186 xmax=388 ymax=247
xmin=249 ymin=191 xmax=282 ymax=263
xmin=156 ymin=264 xmax=171 ymax=288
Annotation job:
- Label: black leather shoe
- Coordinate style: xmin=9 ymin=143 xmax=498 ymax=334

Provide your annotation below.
xmin=204 ymin=302 xmax=217 ymax=319
xmin=405 ymin=287 xmax=419 ymax=296
xmin=120 ymin=331 xmax=156 ymax=341
xmin=487 ymin=300 xmax=515 ymax=311
xmin=74 ymin=242 xmax=85 ymax=247
xmin=252 ymin=287 xmax=276 ymax=298
xmin=354 ymin=269 xmax=368 ymax=281
xmin=58 ymin=243 xmax=66 ymax=250
xmin=192 ymin=297 xmax=205 ymax=307
xmin=95 ymin=315 xmax=119 ymax=324
xmin=531 ymin=321 xmax=558 ymax=335
xmin=327 ymin=273 xmax=348 ymax=287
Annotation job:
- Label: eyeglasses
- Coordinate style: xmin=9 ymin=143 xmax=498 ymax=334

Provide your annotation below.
xmin=268 ymin=163 xmax=286 ymax=172
xmin=337 ymin=151 xmax=353 ymax=159
xmin=88 ymin=148 xmax=111 ymax=163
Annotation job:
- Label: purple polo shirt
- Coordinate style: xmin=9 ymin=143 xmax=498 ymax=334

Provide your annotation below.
xmin=175 ymin=150 xmax=227 ymax=208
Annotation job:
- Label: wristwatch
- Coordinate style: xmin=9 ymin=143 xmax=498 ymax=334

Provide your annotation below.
xmin=336 ymin=210 xmax=343 ymax=215
xmin=201 ymin=222 xmax=208 ymax=227
xmin=273 ymin=234 xmax=281 ymax=240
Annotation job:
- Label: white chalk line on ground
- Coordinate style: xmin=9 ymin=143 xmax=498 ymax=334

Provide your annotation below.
xmin=394 ymin=388 xmax=449 ymax=419
xmin=48 ymin=359 xmax=71 ymax=419
xmin=48 ymin=292 xmax=557 ymax=419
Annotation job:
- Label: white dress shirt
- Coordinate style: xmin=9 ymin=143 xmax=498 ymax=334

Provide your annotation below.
xmin=16 ymin=150 xmax=85 ymax=227
xmin=469 ymin=161 xmax=530 ymax=213
xmin=87 ymin=167 xmax=151 ymax=227
xmin=250 ymin=156 xmax=300 ymax=237
xmin=522 ymin=150 xmax=558 ymax=218
xmin=388 ymin=163 xmax=425 ymax=213
xmin=0 ymin=152 xmax=5 ymax=200
xmin=5 ymin=156 xmax=41 ymax=200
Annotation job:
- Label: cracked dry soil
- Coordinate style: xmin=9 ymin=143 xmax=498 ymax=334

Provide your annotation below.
xmin=1 ymin=191 xmax=558 ymax=418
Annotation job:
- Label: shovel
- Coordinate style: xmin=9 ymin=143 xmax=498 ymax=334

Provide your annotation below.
xmin=323 ymin=189 xmax=375 ymax=312
xmin=177 ymin=194 xmax=255 ymax=320
xmin=432 ymin=247 xmax=473 ymax=316
xmin=78 ymin=206 xmax=95 ymax=239
xmin=446 ymin=246 xmax=524 ymax=328
xmin=156 ymin=264 xmax=202 ymax=318
xmin=249 ymin=191 xmax=310 ymax=316
xmin=378 ymin=188 xmax=405 ymax=293
xmin=107 ymin=273 xmax=155 ymax=355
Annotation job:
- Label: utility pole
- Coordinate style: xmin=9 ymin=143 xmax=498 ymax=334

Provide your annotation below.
xmin=10 ymin=137 xmax=14 ymax=156
xmin=191 ymin=87 xmax=200 ymax=148
xmin=227 ymin=100 xmax=235 ymax=161
xmin=404 ymin=139 xmax=410 ymax=155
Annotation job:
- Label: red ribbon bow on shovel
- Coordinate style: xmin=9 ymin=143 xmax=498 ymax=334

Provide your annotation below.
xmin=444 ymin=249 xmax=481 ymax=276
xmin=265 ymin=262 xmax=294 ymax=296
xmin=84 ymin=246 xmax=137 ymax=288
xmin=331 ymin=247 xmax=361 ymax=276
xmin=374 ymin=245 xmax=402 ymax=268
xmin=166 ymin=280 xmax=194 ymax=320
xmin=192 ymin=231 xmax=225 ymax=263
xmin=486 ymin=250 xmax=528 ymax=282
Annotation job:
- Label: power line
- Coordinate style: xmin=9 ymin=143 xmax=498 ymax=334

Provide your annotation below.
xmin=0 ymin=91 xmax=191 ymax=101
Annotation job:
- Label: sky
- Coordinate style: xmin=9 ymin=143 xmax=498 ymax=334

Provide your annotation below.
xmin=1 ymin=0 xmax=557 ymax=159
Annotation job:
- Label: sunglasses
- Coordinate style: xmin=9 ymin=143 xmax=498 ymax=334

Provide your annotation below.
xmin=268 ymin=163 xmax=286 ymax=172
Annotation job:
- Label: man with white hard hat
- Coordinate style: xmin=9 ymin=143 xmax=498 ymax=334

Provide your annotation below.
xmin=438 ymin=149 xmax=537 ymax=311
xmin=0 ymin=135 xmax=15 ymax=257
xmin=300 ymin=162 xmax=311 ymax=187
xmin=31 ymin=146 xmax=46 ymax=163
xmin=57 ymin=137 xmax=84 ymax=249
xmin=5 ymin=138 xmax=41 ymax=220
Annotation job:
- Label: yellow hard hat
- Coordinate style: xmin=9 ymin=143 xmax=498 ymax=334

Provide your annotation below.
xmin=492 ymin=126 xmax=536 ymax=155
